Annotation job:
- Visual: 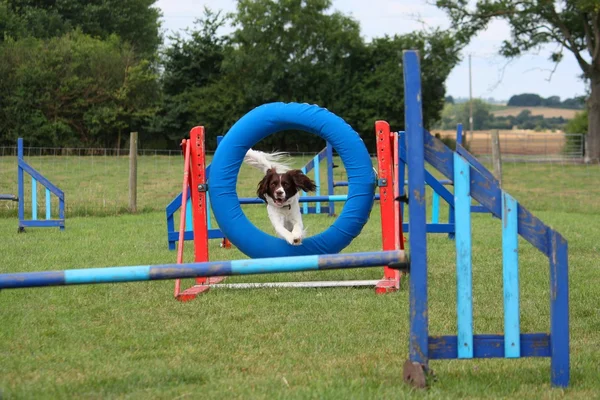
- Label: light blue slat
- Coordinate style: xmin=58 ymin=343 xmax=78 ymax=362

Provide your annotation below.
xmin=65 ymin=266 xmax=151 ymax=284
xmin=185 ymin=196 xmax=193 ymax=231
xmin=45 ymin=188 xmax=51 ymax=220
xmin=454 ymin=153 xmax=473 ymax=359
xmin=314 ymin=155 xmax=321 ymax=213
xmin=301 ymin=167 xmax=308 ymax=214
xmin=502 ymin=192 xmax=520 ymax=358
xmin=231 ymin=255 xmax=319 ymax=274
xmin=431 ymin=191 xmax=440 ymax=223
xmin=31 ymin=177 xmax=37 ymax=220
xmin=205 ymin=192 xmax=212 ymax=230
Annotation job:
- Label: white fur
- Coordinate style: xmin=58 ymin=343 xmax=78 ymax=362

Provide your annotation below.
xmin=243 ymin=148 xmax=291 ymax=173
xmin=243 ymin=148 xmax=306 ymax=245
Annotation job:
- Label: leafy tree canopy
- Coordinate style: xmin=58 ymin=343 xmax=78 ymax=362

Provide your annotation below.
xmin=1 ymin=0 xmax=162 ymax=56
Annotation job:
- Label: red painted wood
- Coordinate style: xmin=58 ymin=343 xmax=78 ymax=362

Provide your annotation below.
xmin=375 ymin=121 xmax=402 ymax=293
xmin=189 ymin=127 xmax=209 ymax=282
xmin=174 ymin=139 xmax=192 ymax=298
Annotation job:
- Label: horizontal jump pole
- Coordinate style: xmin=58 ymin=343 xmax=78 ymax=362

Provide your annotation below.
xmin=333 ymin=179 xmax=453 ymax=188
xmin=0 ymin=250 xmax=406 ymax=290
xmin=238 ymin=194 xmax=381 ymax=205
xmin=203 ymin=280 xmax=381 ymax=289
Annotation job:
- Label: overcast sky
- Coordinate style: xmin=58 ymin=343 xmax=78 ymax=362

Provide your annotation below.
xmin=155 ymin=0 xmax=587 ymax=102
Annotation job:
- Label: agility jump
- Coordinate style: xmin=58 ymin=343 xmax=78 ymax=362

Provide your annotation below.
xmin=0 ymin=50 xmax=569 ymax=389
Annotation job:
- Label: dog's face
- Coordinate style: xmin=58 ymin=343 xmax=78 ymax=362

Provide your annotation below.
xmin=257 ymin=169 xmax=317 ymax=207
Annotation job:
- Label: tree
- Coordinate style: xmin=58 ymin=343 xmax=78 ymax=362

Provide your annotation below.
xmin=435 ymin=0 xmax=600 ymax=162
xmin=0 ymin=32 xmax=160 ymax=147
xmin=153 ymin=9 xmax=242 ymax=149
xmin=1 ymin=0 xmax=162 ymax=56
xmin=223 ymin=0 xmax=463 ymax=151
xmin=508 ymin=93 xmax=543 ymax=107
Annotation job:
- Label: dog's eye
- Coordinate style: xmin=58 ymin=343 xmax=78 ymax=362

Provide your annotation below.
xmin=270 ymin=182 xmax=277 ymax=187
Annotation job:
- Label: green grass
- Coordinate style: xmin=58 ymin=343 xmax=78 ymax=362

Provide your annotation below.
xmin=1 ymin=158 xmax=599 ymax=398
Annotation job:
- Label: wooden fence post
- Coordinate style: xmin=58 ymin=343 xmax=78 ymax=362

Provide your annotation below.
xmin=491 ymin=130 xmax=503 ymax=187
xmin=129 ymin=132 xmax=138 ymax=213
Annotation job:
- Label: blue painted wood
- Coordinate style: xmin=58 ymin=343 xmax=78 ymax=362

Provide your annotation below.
xmin=402 ymin=223 xmax=455 ymax=233
xmin=470 ymin=205 xmax=489 ymax=213
xmin=45 ymin=188 xmax=51 ymax=220
xmin=502 ymin=192 xmax=520 ymax=358
xmin=326 ymin=141 xmax=335 ymax=216
xmin=301 ymin=166 xmax=309 ymax=214
xmin=166 ymin=208 xmax=176 ymax=250
xmin=186 ymin=195 xmax=194 ymax=230
xmin=423 ymin=129 xmax=551 ymax=256
xmin=404 ymin=50 xmax=429 ymax=366
xmin=17 ymin=139 xmax=24 ymax=229
xmin=456 ymin=123 xmax=463 ymax=146
xmin=58 ymin=195 xmax=65 ymax=230
xmin=398 ymin=131 xmax=406 ymax=224
xmin=333 ymin=181 xmax=348 ymax=187
xmin=398 ymin=133 xmax=455 ymax=207
xmin=17 ymin=160 xmax=64 ymax=198
xmin=314 ymin=155 xmax=321 ymax=213
xmin=20 ymin=220 xmax=64 ymax=227
xmin=31 ymin=177 xmax=38 ymax=220
xmin=456 ymin=144 xmax=497 ymax=184
xmin=429 ymin=333 xmax=551 ymax=359
xmin=0 ymin=250 xmax=404 ymax=289
xmin=549 ymin=229 xmax=570 ymax=387
xmin=454 ymin=153 xmax=473 ymax=358
xmin=431 ymin=191 xmax=440 ymax=223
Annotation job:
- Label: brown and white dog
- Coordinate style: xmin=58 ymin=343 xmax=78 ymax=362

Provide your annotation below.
xmin=244 ymin=149 xmax=316 ymax=245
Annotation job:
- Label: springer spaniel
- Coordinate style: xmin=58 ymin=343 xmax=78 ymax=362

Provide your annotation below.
xmin=244 ymin=149 xmax=316 ymax=245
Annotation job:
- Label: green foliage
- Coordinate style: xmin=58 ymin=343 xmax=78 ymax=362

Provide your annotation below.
xmin=0 ymin=32 xmax=160 ymax=147
xmin=508 ymin=93 xmax=585 ymax=109
xmin=437 ymin=99 xmax=492 ymax=130
xmin=1 ymin=0 xmax=162 ymax=56
xmin=157 ymin=1 xmax=463 ymax=152
xmin=565 ymin=110 xmax=588 ymax=134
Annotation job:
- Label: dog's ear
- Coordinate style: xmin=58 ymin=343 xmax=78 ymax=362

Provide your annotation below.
xmin=257 ymin=168 xmax=275 ymax=200
xmin=288 ymin=170 xmax=317 ymax=192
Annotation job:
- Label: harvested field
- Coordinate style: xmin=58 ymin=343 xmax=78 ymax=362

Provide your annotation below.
xmin=491 ymin=106 xmax=581 ymax=119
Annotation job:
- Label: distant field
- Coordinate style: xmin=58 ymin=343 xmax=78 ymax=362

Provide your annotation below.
xmin=491 ymin=106 xmax=581 ymax=119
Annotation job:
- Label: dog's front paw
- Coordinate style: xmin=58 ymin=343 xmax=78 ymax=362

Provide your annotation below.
xmin=285 ymin=234 xmax=302 ymax=245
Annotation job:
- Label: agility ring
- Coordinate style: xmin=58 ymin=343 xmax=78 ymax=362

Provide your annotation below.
xmin=208 ymin=102 xmax=375 ymax=258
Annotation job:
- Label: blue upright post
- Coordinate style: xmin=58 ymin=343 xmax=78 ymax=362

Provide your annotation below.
xmin=314 ymin=155 xmax=321 ymax=213
xmin=502 ymin=192 xmax=520 ymax=358
xmin=454 ymin=153 xmax=473 ymax=359
xmin=431 ymin=191 xmax=440 ymax=223
xmin=403 ymin=50 xmax=429 ymax=375
xmin=18 ymin=138 xmax=24 ymax=231
xmin=45 ymin=188 xmax=51 ymax=220
xmin=549 ymin=230 xmax=570 ymax=387
xmin=398 ymin=132 xmax=406 ymax=224
xmin=301 ymin=166 xmax=309 ymax=214
xmin=326 ymin=142 xmax=335 ymax=216
xmin=456 ymin=123 xmax=463 ymax=146
xmin=31 ymin=177 xmax=38 ymax=220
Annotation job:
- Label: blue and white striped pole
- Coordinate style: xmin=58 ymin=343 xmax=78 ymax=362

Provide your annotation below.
xmin=0 ymin=251 xmax=406 ymax=290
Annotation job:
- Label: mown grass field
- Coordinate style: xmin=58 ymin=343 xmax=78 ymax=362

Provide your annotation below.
xmin=1 ymin=154 xmax=599 ymax=399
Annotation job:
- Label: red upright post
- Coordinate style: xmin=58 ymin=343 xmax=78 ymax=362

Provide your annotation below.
xmin=375 ymin=121 xmax=404 ymax=293
xmin=174 ymin=139 xmax=192 ymax=298
xmin=174 ymin=127 xmax=225 ymax=302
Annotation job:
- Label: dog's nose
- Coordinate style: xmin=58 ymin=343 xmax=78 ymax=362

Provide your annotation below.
xmin=275 ymin=187 xmax=285 ymax=195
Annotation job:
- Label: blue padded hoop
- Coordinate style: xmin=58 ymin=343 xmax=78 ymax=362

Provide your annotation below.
xmin=208 ymin=102 xmax=375 ymax=258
